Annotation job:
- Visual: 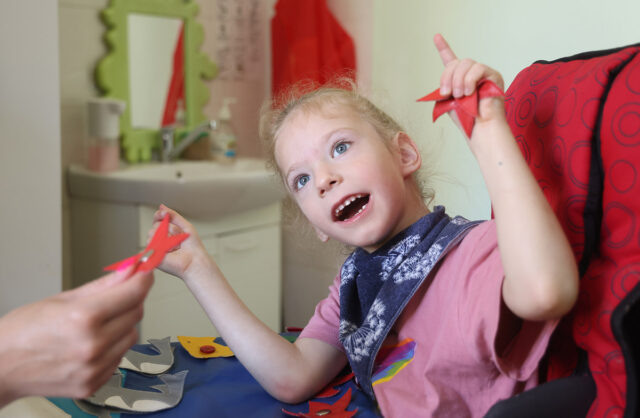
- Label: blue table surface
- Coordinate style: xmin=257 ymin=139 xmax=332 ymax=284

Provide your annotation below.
xmin=50 ymin=335 xmax=380 ymax=417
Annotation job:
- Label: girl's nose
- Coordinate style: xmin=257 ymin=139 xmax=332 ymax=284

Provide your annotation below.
xmin=316 ymin=168 xmax=342 ymax=197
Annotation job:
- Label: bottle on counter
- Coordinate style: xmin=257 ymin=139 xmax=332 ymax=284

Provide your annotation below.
xmin=210 ymin=97 xmax=238 ymax=163
xmin=86 ymin=98 xmax=126 ymax=172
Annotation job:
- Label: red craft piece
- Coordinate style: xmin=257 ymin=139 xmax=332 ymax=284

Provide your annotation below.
xmin=104 ymin=214 xmax=189 ymax=274
xmin=417 ymin=79 xmax=504 ymax=138
xmin=314 ymin=372 xmax=354 ymax=398
xmin=199 ymin=345 xmax=216 ymax=354
xmin=282 ymin=388 xmax=358 ymax=417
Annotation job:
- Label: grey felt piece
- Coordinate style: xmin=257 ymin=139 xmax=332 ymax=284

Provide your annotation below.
xmin=73 ymin=399 xmax=114 ymax=417
xmin=84 ymin=369 xmax=188 ymax=413
xmin=118 ymin=337 xmax=174 ymax=374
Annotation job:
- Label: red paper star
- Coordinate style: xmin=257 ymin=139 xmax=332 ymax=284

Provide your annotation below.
xmin=282 ymin=388 xmax=358 ymax=417
xmin=417 ymin=79 xmax=504 ymax=138
xmin=104 ymin=214 xmax=189 ymax=273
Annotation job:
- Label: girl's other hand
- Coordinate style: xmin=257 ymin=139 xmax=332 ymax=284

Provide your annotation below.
xmin=148 ymin=204 xmax=207 ymax=279
xmin=433 ymin=34 xmax=506 ymax=127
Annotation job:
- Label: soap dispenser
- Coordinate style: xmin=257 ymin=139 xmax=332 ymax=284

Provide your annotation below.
xmin=86 ymin=98 xmax=126 ymax=172
xmin=211 ymin=97 xmax=238 ymax=163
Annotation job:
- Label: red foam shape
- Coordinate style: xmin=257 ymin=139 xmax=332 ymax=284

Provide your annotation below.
xmin=104 ymin=214 xmax=189 ymax=273
xmin=282 ymin=388 xmax=358 ymax=417
xmin=417 ymin=79 xmax=504 ymax=138
xmin=314 ymin=372 xmax=354 ymax=398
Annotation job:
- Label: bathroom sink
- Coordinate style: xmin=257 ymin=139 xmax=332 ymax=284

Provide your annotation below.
xmin=67 ymin=158 xmax=285 ymax=219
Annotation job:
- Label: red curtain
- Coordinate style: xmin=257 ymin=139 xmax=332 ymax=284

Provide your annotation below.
xmin=271 ymin=0 xmax=357 ymax=97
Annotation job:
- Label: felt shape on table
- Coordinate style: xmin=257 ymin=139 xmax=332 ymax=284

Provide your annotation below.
xmin=74 ymin=399 xmax=114 ymax=418
xmin=282 ymin=388 xmax=358 ymax=417
xmin=104 ymin=213 xmax=189 ymax=273
xmin=119 ymin=337 xmax=174 ymax=375
xmin=177 ymin=335 xmax=234 ymax=359
xmin=84 ymin=370 xmax=188 ymax=413
xmin=314 ymin=372 xmax=354 ymax=398
xmin=417 ymin=79 xmax=504 ymax=138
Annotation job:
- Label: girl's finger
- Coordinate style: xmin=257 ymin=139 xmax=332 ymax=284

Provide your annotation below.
xmin=439 ymin=61 xmax=457 ymax=96
xmin=434 ymin=33 xmax=457 ymax=66
xmin=463 ymin=62 xmax=489 ymax=96
xmin=451 ymin=58 xmax=475 ymax=98
xmin=168 ymin=223 xmax=183 ymax=237
xmin=152 ymin=207 xmax=166 ymax=223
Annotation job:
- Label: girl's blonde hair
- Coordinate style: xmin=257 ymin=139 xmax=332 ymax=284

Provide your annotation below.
xmin=259 ymin=78 xmax=433 ymax=226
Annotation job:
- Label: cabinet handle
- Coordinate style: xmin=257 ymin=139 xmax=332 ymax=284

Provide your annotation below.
xmin=223 ymin=239 xmax=258 ymax=252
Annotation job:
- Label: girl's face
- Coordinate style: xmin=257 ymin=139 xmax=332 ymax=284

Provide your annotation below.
xmin=274 ymin=103 xmax=424 ymax=252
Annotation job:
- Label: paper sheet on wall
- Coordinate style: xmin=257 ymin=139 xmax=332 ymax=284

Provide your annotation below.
xmin=215 ymin=0 xmax=265 ymax=81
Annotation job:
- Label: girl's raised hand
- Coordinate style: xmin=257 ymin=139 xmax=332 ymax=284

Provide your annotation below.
xmin=433 ymin=34 xmax=506 ymax=128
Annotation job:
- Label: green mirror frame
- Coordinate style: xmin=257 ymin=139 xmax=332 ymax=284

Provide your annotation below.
xmin=96 ymin=0 xmax=217 ymax=163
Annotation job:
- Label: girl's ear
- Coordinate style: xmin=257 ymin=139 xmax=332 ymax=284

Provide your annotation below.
xmin=393 ymin=132 xmax=422 ymax=177
xmin=313 ymin=226 xmax=330 ymax=242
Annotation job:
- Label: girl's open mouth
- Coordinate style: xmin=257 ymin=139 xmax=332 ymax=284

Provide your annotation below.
xmin=333 ymin=194 xmax=370 ymax=222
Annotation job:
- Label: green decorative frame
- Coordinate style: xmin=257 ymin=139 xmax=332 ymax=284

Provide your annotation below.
xmin=96 ymin=0 xmax=217 ymax=163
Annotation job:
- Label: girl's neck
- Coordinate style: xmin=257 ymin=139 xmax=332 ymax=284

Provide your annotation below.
xmin=363 ymin=195 xmax=431 ymax=253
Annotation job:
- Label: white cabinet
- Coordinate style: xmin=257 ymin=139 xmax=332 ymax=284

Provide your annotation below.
xmin=70 ymin=199 xmax=282 ymax=342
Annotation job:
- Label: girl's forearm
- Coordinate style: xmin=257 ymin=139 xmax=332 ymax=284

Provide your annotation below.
xmin=181 ymin=255 xmax=342 ymax=402
xmin=471 ymin=119 xmax=579 ymax=321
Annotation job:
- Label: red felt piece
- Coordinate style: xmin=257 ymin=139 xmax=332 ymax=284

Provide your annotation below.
xmin=417 ymin=79 xmax=504 ymax=138
xmin=104 ymin=214 xmax=189 ymax=274
xmin=282 ymin=388 xmax=358 ymax=417
xmin=314 ymin=372 xmax=354 ymax=398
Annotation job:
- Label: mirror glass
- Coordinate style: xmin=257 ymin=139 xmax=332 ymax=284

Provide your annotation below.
xmin=128 ymin=14 xmax=184 ymax=129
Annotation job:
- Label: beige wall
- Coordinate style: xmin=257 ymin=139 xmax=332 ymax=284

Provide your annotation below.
xmin=0 ymin=1 xmax=62 ymax=314
xmin=372 ymin=0 xmax=640 ymax=220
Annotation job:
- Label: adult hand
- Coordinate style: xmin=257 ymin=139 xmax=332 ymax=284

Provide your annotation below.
xmin=0 ymin=267 xmax=153 ymax=406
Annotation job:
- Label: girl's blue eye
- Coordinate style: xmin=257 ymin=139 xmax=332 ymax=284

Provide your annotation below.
xmin=294 ymin=175 xmax=310 ymax=190
xmin=333 ymin=142 xmax=350 ymax=157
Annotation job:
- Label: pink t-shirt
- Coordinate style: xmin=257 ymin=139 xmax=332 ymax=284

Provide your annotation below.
xmin=299 ymin=220 xmax=558 ymax=417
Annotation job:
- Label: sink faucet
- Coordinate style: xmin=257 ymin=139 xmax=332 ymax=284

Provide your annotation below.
xmin=160 ymin=120 xmax=217 ymax=162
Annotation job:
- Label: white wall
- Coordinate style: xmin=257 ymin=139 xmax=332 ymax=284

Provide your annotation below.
xmin=373 ymin=0 xmax=640 ymax=220
xmin=0 ymin=1 xmax=62 ymax=313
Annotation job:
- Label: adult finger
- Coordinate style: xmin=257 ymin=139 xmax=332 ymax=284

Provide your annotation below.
xmin=81 ymin=271 xmax=153 ymax=323
xmin=434 ymin=33 xmax=458 ymax=66
xmin=81 ymin=330 xmax=139 ymax=396
xmin=93 ymin=310 xmax=142 ymax=365
xmin=98 ymin=303 xmax=144 ymax=351
xmin=65 ymin=265 xmax=136 ymax=300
